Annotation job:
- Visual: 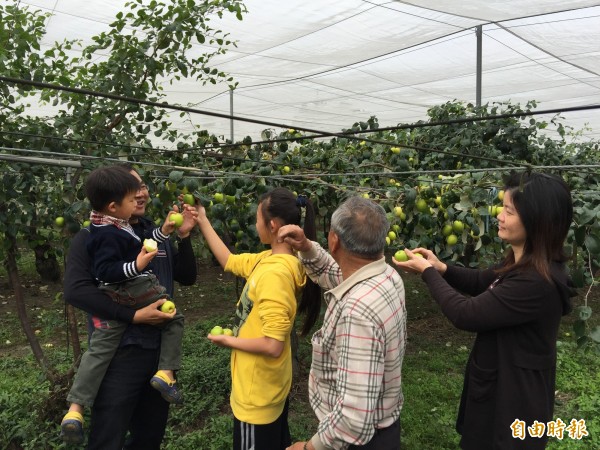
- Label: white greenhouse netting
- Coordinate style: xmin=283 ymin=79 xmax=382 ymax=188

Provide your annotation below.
xmin=11 ymin=0 xmax=600 ymax=143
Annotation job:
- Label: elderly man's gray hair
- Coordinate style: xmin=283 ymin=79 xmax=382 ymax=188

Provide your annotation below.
xmin=330 ymin=196 xmax=389 ymax=259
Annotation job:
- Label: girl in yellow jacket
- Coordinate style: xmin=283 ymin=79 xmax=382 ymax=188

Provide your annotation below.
xmin=196 ymin=187 xmax=320 ymax=450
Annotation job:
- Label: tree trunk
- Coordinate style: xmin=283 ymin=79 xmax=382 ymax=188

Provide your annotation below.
xmin=6 ymin=233 xmax=58 ymax=384
xmin=33 ymin=242 xmax=61 ymax=282
xmin=66 ymin=303 xmax=82 ymax=364
xmin=291 ymin=327 xmax=300 ymax=379
xmin=25 ymin=187 xmax=62 ymax=283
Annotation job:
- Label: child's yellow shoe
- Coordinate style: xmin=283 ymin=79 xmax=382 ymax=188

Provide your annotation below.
xmin=60 ymin=411 xmax=84 ymax=444
xmin=150 ymin=370 xmax=184 ymax=404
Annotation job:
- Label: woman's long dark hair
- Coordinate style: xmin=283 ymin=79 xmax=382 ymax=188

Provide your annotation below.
xmin=260 ymin=187 xmax=321 ymax=335
xmin=498 ymin=171 xmax=573 ymax=281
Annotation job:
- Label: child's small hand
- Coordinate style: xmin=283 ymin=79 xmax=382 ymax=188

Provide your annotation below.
xmin=207 ymin=333 xmax=230 ymax=348
xmin=136 ymin=246 xmax=157 ymax=272
xmin=175 ymin=204 xmax=198 ymax=238
xmin=195 ymin=205 xmax=208 ymax=225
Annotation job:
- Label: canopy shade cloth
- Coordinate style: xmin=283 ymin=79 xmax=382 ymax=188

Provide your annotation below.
xmin=13 ymin=0 xmax=600 ymax=144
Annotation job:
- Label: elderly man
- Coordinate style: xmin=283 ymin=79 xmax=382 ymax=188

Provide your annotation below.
xmin=279 ymin=196 xmax=406 ymax=450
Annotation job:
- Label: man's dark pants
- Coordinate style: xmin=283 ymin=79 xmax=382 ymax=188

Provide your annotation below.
xmin=86 ymin=345 xmax=169 ymax=450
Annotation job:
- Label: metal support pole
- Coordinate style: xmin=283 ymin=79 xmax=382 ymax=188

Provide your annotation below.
xmin=0 ymin=153 xmax=82 ymax=167
xmin=476 ymin=25 xmax=482 ymax=107
xmin=229 ymin=88 xmax=234 ymax=142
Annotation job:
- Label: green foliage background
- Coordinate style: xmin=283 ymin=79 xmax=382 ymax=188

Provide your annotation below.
xmin=0 ymin=269 xmax=597 ymax=449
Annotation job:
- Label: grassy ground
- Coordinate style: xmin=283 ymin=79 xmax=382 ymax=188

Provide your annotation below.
xmin=0 ymin=256 xmax=598 ymax=449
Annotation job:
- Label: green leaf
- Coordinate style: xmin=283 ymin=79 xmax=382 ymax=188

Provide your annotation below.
xmin=584 ymin=234 xmax=600 ymax=255
xmin=571 ymin=267 xmax=586 ymax=288
xmin=576 ymin=335 xmax=590 ymax=349
xmin=184 ymin=178 xmax=199 ymax=192
xmin=574 ymin=226 xmax=586 ymax=246
xmin=157 ymin=36 xmax=170 ymax=50
xmin=578 ymin=206 xmax=598 ymax=225
xmin=169 ymin=170 xmax=184 ymax=183
xmin=576 ymin=305 xmax=592 ymax=321
xmin=405 ymin=188 xmax=417 ymax=204
xmin=70 ymin=201 xmax=85 ymax=213
xmin=590 ymin=326 xmax=600 ymax=344
xmin=573 ymin=320 xmax=586 ymax=338
xmin=176 ymin=60 xmax=188 ymax=77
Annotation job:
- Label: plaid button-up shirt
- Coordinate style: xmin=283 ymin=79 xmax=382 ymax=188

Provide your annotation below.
xmin=299 ymin=242 xmax=406 ymax=450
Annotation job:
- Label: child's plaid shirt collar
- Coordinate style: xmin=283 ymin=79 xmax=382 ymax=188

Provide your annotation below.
xmin=90 ymin=211 xmax=134 ymax=234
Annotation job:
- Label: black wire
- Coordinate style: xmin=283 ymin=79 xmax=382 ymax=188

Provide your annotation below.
xmin=3 ymin=144 xmax=599 ymax=182
xmin=15 ymin=1 xmax=600 ymax=127
xmin=201 ymin=30 xmax=473 ymax=107
xmin=241 ymin=4 xmax=599 ymax=95
xmin=358 ymin=104 xmax=600 ymax=134
xmin=2 ymin=75 xmax=599 ymax=141
xmin=4 ymin=75 xmax=600 ymax=138
xmin=1 ymin=130 xmax=157 ymax=151
xmin=0 ymin=127 xmax=546 ymax=169
xmin=213 ymin=5 xmax=381 ymax=70
xmin=396 ymin=1 xmax=598 ymax=25
xmin=2 ymin=108 xmax=598 ymax=171
xmin=2 ymin=75 xmax=599 ymax=173
xmin=1 ymin=168 xmax=597 ymax=202
xmin=0 ymin=74 xmax=356 ymax=136
xmin=495 ymin=24 xmax=600 ymax=79
xmin=486 ymin=12 xmax=600 ymax=31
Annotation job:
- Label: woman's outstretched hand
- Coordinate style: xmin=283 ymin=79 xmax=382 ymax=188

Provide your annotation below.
xmin=391 ymin=247 xmax=447 ymax=275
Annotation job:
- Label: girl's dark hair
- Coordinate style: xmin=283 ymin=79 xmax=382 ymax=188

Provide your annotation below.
xmin=498 ymin=171 xmax=573 ymax=280
xmin=260 ymin=187 xmax=321 ymax=336
xmin=85 ymin=166 xmax=141 ymax=212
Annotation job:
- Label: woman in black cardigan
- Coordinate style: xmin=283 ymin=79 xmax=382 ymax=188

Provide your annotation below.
xmin=393 ymin=172 xmax=575 ymax=449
